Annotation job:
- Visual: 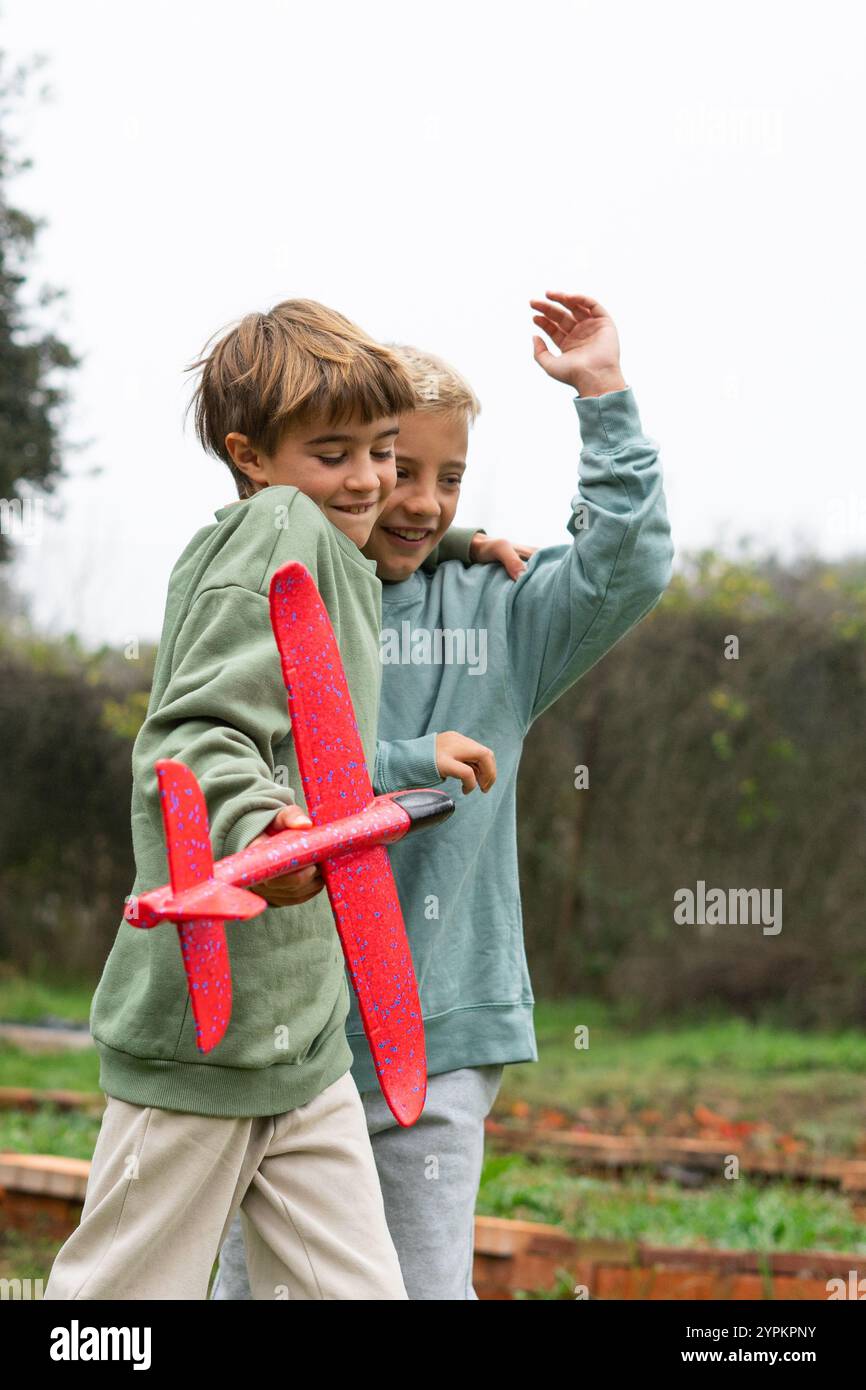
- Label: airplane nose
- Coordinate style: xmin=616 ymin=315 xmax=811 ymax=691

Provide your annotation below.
xmin=391 ymin=789 xmax=455 ymax=834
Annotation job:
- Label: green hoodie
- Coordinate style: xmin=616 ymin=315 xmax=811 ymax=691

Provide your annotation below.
xmin=90 ymin=485 xmax=381 ymax=1118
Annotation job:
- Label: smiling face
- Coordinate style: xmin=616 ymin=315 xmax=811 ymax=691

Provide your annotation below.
xmin=224 ymin=411 xmax=400 ymax=546
xmin=362 ymin=409 xmax=469 ymax=581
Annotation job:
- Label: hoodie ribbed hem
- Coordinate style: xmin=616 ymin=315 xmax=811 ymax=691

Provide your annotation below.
xmin=346 ymin=1001 xmax=537 ymax=1094
xmin=94 ymin=1032 xmax=353 ymax=1118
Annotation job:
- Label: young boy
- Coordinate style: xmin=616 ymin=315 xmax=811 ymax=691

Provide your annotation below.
xmin=45 ymin=299 xmax=422 ymax=1301
xmin=213 ymin=290 xmax=674 ymax=1300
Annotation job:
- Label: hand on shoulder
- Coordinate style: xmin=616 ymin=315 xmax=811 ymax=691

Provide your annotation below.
xmin=469 ymin=533 xmax=537 ymax=579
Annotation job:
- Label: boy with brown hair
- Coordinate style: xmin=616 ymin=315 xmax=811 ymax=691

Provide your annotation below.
xmin=46 ymin=299 xmax=421 ymax=1301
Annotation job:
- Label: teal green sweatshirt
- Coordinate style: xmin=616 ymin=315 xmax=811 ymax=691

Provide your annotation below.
xmin=352 ymin=386 xmax=674 ymax=1090
xmin=90 ymin=486 xmax=382 ymax=1117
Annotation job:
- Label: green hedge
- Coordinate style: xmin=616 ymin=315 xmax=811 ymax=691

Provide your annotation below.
xmin=2 ymin=552 xmax=864 ymax=1022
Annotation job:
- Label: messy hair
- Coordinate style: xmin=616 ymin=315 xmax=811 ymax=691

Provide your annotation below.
xmin=385 ymin=343 xmax=481 ymax=425
xmin=188 ymin=299 xmax=418 ymax=498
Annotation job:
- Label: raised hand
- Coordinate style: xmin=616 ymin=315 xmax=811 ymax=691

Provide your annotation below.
xmin=530 ymin=291 xmax=626 ymax=397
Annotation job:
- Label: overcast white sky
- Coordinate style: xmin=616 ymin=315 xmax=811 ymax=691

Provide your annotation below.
xmin=3 ymin=0 xmax=865 ymax=646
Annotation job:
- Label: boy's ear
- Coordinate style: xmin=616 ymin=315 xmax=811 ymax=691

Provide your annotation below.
xmin=225 ymin=432 xmax=267 ymax=487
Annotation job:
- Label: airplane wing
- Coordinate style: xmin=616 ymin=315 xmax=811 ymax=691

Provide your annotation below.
xmin=322 ymin=847 xmax=426 ymax=1126
xmin=269 ymin=562 xmax=375 ymax=820
xmin=269 ymin=562 xmax=427 ymax=1125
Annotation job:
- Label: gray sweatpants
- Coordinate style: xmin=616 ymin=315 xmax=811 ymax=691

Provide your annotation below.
xmin=211 ymin=1064 xmax=503 ymax=1301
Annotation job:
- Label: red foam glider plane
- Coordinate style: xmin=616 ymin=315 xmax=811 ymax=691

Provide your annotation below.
xmin=124 ymin=561 xmax=454 ymax=1125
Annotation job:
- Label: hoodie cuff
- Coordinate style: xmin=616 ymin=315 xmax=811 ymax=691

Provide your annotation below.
xmin=443 ymin=526 xmax=485 ymax=564
xmin=573 ymin=386 xmax=644 ymax=454
xmin=374 ymin=733 xmax=443 ymax=794
xmin=219 ymin=799 xmax=299 ymax=859
xmin=422 ymin=526 xmax=486 ymax=573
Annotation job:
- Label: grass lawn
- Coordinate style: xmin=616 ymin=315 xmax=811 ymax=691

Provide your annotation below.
xmin=499 ymin=999 xmax=866 ymax=1156
xmin=1 ymin=978 xmax=864 ymax=1274
xmin=0 ymin=974 xmax=92 ymax=1026
xmin=477 ymin=1154 xmax=866 ymax=1254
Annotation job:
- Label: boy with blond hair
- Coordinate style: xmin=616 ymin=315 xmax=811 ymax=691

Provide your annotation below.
xmin=215 ymin=290 xmax=674 ymax=1300
xmin=46 ymin=299 xmax=422 ymax=1301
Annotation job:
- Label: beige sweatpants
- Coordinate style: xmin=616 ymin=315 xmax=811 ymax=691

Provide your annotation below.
xmin=44 ymin=1070 xmax=407 ymax=1301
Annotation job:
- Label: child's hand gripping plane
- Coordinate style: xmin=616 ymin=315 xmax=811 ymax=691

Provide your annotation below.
xmin=124 ymin=561 xmax=455 ymax=1126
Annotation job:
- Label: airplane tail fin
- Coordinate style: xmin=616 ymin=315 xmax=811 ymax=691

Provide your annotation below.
xmin=157 ymin=758 xmax=215 ymax=893
xmin=149 ymin=760 xmax=264 ymax=1053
